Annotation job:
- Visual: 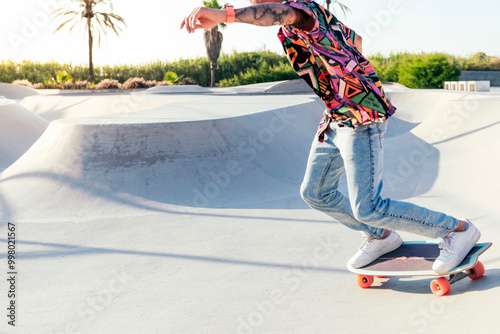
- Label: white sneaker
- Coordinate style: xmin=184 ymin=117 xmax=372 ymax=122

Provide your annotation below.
xmin=348 ymin=231 xmax=403 ymax=269
xmin=432 ymin=219 xmax=481 ymax=275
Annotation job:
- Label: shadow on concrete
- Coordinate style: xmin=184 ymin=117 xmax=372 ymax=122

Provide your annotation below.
xmin=0 ymin=238 xmax=345 ymax=274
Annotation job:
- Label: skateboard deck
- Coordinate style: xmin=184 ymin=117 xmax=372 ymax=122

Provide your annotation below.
xmin=347 ymin=242 xmax=492 ymax=296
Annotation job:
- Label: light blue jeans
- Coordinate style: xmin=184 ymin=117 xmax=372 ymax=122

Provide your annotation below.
xmin=300 ymin=119 xmax=459 ymax=239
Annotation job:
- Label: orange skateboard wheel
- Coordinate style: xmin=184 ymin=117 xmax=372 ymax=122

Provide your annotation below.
xmin=468 ymin=261 xmax=485 ymax=280
xmin=430 ymin=277 xmax=451 ymax=297
xmin=357 ymin=275 xmax=374 ymax=288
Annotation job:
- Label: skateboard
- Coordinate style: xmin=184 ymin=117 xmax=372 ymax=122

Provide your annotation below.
xmin=347 ymin=242 xmax=492 ymax=296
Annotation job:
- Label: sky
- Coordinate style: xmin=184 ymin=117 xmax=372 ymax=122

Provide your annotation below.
xmin=0 ymin=0 xmax=499 ymax=66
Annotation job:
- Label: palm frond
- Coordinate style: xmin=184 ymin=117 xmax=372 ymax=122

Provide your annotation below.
xmin=54 ymin=16 xmax=79 ymax=33
xmin=336 ymin=2 xmax=351 ymax=16
xmin=323 ymin=1 xmax=351 ymax=17
xmin=52 ymin=9 xmax=79 ymax=18
xmin=204 ymin=27 xmax=223 ymax=64
xmin=96 ymin=12 xmax=126 ymax=35
xmin=68 ymin=19 xmax=81 ymax=33
xmin=107 ymin=13 xmax=126 ymax=25
xmin=92 ymin=15 xmax=106 ymax=47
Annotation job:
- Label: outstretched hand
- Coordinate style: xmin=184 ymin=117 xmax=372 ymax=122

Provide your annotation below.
xmin=180 ymin=7 xmax=227 ymax=33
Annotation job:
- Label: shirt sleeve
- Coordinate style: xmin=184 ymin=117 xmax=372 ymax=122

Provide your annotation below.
xmin=282 ymin=0 xmax=320 ymax=35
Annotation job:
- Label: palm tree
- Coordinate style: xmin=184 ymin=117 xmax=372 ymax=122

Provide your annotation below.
xmin=52 ymin=0 xmax=126 ymax=82
xmin=203 ymin=0 xmax=226 ymax=87
xmin=323 ymin=0 xmax=351 ymax=16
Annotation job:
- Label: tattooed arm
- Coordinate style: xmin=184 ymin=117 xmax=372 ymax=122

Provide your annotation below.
xmin=180 ymin=4 xmax=314 ymax=33
xmin=235 ymin=4 xmax=314 ymax=30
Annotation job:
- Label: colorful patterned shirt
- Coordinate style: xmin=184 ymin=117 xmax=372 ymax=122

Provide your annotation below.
xmin=278 ymin=0 xmax=396 ymax=137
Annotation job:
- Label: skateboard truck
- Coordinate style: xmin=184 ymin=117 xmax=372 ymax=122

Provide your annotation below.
xmin=429 ymin=260 xmax=486 ymax=296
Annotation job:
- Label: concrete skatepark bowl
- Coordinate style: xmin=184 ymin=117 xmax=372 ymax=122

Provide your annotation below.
xmin=0 ymin=82 xmax=499 ymax=333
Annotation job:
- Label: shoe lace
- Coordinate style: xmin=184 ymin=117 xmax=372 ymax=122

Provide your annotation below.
xmin=438 ymin=232 xmax=457 ymax=254
xmin=360 ymin=237 xmax=375 ymax=251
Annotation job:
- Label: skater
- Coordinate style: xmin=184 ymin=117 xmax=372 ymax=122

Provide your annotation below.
xmin=180 ymin=0 xmax=481 ymax=274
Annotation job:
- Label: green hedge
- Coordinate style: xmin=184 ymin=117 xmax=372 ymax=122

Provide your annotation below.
xmin=370 ymin=53 xmax=462 ymax=89
xmin=217 ymin=61 xmax=299 ymax=86
xmin=1 ymin=51 xmax=498 ymax=89
xmin=0 ymin=51 xmax=292 ymax=87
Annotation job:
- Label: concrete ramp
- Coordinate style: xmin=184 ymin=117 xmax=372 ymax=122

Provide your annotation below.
xmin=4 ymin=90 xmax=500 ymax=222
xmin=383 ymin=90 xmax=500 ymax=223
xmin=0 ymin=96 xmax=321 ymax=221
xmin=0 ymin=82 xmax=39 ymax=99
xmin=0 ymin=98 xmax=48 ymax=171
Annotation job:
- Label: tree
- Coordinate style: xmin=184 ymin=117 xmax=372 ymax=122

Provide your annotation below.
xmin=52 ymin=0 xmax=126 ymax=82
xmin=322 ymin=0 xmax=350 ymax=17
xmin=203 ymin=0 xmax=226 ymax=87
